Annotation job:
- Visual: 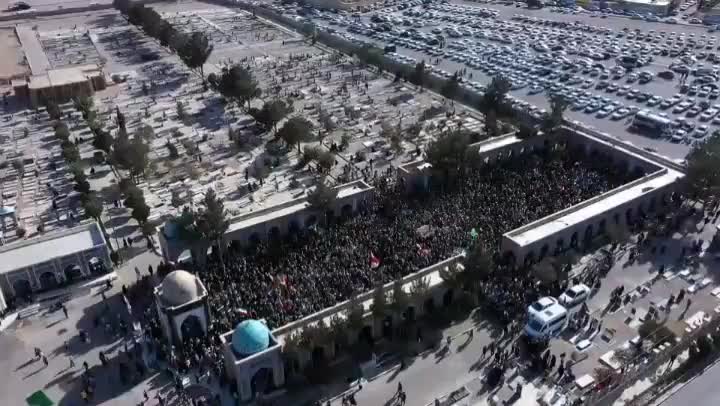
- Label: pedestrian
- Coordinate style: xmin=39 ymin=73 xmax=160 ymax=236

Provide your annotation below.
xmin=34 ymin=347 xmax=42 ymax=360
xmin=143 ymin=389 xmax=149 ymax=402
xmin=135 ymin=266 xmax=141 ymax=280
xmin=397 ymin=381 xmax=402 ymax=395
xmin=42 ymin=355 xmax=48 ymax=367
xmin=83 ymin=361 xmax=89 ymax=372
xmin=69 ymin=356 xmax=75 ymax=368
xmin=482 ymin=345 xmax=488 ymax=359
xmin=62 ymin=305 xmax=68 ymax=319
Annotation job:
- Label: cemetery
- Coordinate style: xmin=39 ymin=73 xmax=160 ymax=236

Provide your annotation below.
xmin=1 ymin=4 xmax=716 ymax=406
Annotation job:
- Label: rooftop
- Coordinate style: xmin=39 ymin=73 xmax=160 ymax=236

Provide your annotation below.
xmin=506 ymin=167 xmax=684 ymax=247
xmin=0 ymin=222 xmax=106 ymax=274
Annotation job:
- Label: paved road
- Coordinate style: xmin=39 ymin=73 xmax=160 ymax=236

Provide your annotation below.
xmin=658 ymin=360 xmax=720 ymax=405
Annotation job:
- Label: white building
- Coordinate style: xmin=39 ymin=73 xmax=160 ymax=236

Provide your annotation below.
xmin=154 ymin=270 xmax=210 ymax=345
xmin=0 ymin=221 xmax=111 ymax=307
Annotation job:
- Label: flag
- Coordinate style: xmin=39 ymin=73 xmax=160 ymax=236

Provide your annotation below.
xmin=416 ymin=243 xmax=431 ymax=257
xmin=370 ymin=252 xmax=381 ymax=269
xmin=470 ymin=228 xmax=479 ymax=241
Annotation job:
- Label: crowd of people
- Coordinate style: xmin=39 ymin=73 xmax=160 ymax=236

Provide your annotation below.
xmin=196 ymin=149 xmax=637 ymax=333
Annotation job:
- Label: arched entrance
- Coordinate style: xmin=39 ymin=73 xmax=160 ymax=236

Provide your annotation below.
xmin=38 ymin=272 xmax=58 ymax=290
xmin=249 ymin=232 xmax=261 ymax=246
xmin=442 ymin=289 xmax=454 ymax=307
xmin=404 ymin=306 xmax=416 ymax=323
xmin=305 ymin=215 xmax=317 ymax=228
xmin=539 ymin=244 xmax=549 ymax=259
xmin=382 ymin=315 xmax=393 ymax=338
xmin=64 ymin=264 xmax=83 ymax=282
xmin=570 ymin=232 xmax=579 ymax=248
xmin=599 ymin=219 xmax=607 ymax=234
xmin=423 ymin=297 xmax=435 ymax=315
xmin=250 ymin=367 xmax=275 ymax=396
xmin=180 ymin=315 xmax=204 ymax=341
xmin=584 ymin=225 xmax=594 ymax=243
xmin=312 ymin=346 xmax=325 ymax=367
xmin=288 ymin=220 xmax=300 ymax=235
xmin=12 ymin=278 xmax=32 ymax=297
xmin=358 ymin=325 xmax=374 ymax=347
xmin=341 ymin=204 xmax=353 ymax=218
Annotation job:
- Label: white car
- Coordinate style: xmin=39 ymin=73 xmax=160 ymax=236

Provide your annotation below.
xmin=700 ymin=108 xmax=718 ymax=121
xmin=558 ymin=284 xmax=591 ymax=309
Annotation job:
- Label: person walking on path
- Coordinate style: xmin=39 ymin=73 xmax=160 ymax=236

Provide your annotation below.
xmin=62 ymin=305 xmax=68 ymax=319
xmin=42 ymin=355 xmax=48 ymax=367
xmin=135 ymin=267 xmax=141 ymax=280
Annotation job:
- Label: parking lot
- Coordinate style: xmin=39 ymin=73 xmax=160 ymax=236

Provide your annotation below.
xmin=267 ymin=0 xmax=720 ymax=160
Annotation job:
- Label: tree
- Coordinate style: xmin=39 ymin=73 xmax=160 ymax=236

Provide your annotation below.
xmin=113 ymin=0 xmax=130 ymax=14
xmin=73 ymin=96 xmax=94 ymax=117
xmin=54 ymin=121 xmax=70 ymax=141
xmin=541 ymin=94 xmax=569 ymax=135
xmin=478 ymin=75 xmax=510 ymax=136
xmin=441 ymin=72 xmax=461 ymax=100
xmin=127 ymin=3 xmax=145 ymax=26
xmin=195 ymin=188 xmax=229 ymax=270
xmin=301 ymin=146 xmax=322 ymax=167
xmin=71 ymin=166 xmax=91 ymax=194
xmin=45 ymin=100 xmax=62 ymax=120
xmin=82 ymin=192 xmax=104 ymax=222
xmin=211 ymin=65 xmax=262 ymax=110
xmin=371 ymin=284 xmax=388 ymax=320
xmin=158 ymin=21 xmax=175 ymax=47
xmin=128 ymin=136 xmax=150 ymax=182
xmin=307 ymin=178 xmax=338 ymax=213
xmin=278 ymin=116 xmax=314 ymax=153
xmin=176 ymin=100 xmax=186 ymax=122
xmin=517 ymin=123 xmax=538 ymax=139
xmin=345 ymin=294 xmax=366 ymax=332
xmin=463 ymin=244 xmax=494 ymax=290
xmin=166 ymin=141 xmax=179 ymax=159
xmin=409 ymin=277 xmax=430 ymax=303
xmin=425 ymin=130 xmax=470 ymax=184
xmin=638 ymin=319 xmax=677 ymax=343
xmin=92 ymin=128 xmax=113 ymax=154
xmin=316 ymin=151 xmax=335 ymax=173
xmin=411 ymin=61 xmax=427 ymax=89
xmin=390 ymin=278 xmax=409 ymax=319
xmin=179 ymin=32 xmax=214 ymax=87
xmin=62 ymin=143 xmax=80 ymax=163
xmin=116 ymin=106 xmax=126 ymax=133
xmin=132 ymin=201 xmax=150 ymax=225
xmin=111 ymin=127 xmax=132 ymax=174
xmin=356 ymin=44 xmax=383 ymax=71
xmin=170 ymin=190 xmax=185 ymax=208
xmin=685 ymin=132 xmax=720 ymax=203
xmin=254 ymin=100 xmax=291 ymax=133
xmin=169 ymin=31 xmax=189 ymax=54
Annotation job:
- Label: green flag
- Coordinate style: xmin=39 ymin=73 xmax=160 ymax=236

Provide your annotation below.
xmin=26 ymin=391 xmax=53 ymax=406
xmin=470 ymin=228 xmax=479 ymax=240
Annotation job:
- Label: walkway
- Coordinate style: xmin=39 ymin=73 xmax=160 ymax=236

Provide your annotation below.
xmin=15 ymin=26 xmax=50 ymax=75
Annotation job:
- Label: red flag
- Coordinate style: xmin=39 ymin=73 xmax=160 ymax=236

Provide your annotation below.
xmin=370 ymin=252 xmax=381 ymax=269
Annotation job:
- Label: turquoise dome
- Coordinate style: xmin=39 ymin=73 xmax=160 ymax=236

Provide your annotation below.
xmin=232 ymin=320 xmax=271 ymax=355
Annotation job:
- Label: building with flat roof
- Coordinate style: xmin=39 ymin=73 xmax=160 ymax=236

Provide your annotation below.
xmin=159 ymin=180 xmax=374 ymax=263
xmin=617 ymin=0 xmax=675 ymax=16
xmin=0 ymin=221 xmax=111 ymax=303
xmin=12 ymin=64 xmax=106 ymax=108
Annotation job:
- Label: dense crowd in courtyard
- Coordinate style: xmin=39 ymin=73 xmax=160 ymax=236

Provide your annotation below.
xmin=193 ymin=149 xmax=638 ymax=333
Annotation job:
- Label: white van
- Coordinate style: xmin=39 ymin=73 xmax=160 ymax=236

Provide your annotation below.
xmin=525 ymin=297 xmax=568 ymax=340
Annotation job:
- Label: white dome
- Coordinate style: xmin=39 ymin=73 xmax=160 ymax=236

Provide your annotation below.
xmin=160 ymin=270 xmax=203 ymax=306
